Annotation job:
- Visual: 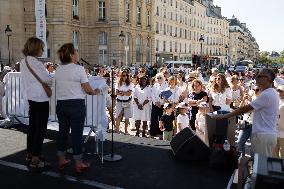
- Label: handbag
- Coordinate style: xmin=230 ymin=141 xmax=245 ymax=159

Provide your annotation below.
xmin=25 ymin=57 xmax=52 ymax=97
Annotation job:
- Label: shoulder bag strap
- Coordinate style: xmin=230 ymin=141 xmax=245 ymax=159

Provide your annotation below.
xmin=25 ymin=57 xmax=44 ymax=84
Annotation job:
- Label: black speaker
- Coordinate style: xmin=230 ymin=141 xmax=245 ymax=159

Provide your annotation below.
xmin=170 ymin=127 xmax=211 ymax=161
xmin=205 ymin=113 xmax=237 ymax=147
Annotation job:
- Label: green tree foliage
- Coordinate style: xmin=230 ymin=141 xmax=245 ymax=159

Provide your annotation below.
xmin=259 ymin=51 xmax=272 ymax=64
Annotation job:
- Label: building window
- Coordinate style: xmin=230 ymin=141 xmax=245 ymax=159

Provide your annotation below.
xmin=72 ymin=0 xmax=79 ymax=19
xmin=99 ymin=32 xmax=107 ymax=45
xmin=137 ymin=6 xmax=141 ymax=25
xmin=146 ymin=38 xmax=150 ymax=63
xmin=125 ymin=1 xmax=130 ymax=22
xmin=136 ymin=36 xmax=142 ymax=63
xmin=72 ymin=31 xmax=79 ymax=50
xmin=156 ymin=40 xmax=159 ymax=51
xmin=156 ymin=22 xmax=159 ymax=33
xmin=163 ymin=41 xmax=166 ymax=51
xmin=99 ymin=50 xmax=108 ymax=65
xmin=146 ymin=10 xmax=151 ymax=26
xmin=98 ymin=1 xmax=106 ymax=21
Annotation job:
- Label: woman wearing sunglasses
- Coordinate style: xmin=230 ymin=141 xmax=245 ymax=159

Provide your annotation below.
xmin=150 ymin=73 xmax=168 ymax=138
xmin=115 ymin=70 xmax=133 ymax=134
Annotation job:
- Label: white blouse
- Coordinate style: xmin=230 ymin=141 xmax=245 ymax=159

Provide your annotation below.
xmin=115 ymin=82 xmax=133 ymax=101
xmin=151 ymin=82 xmax=168 ymax=104
xmin=166 ymin=86 xmax=181 ymax=103
xmin=209 ymin=87 xmax=232 ymax=106
xmin=20 ymin=56 xmax=52 ymax=102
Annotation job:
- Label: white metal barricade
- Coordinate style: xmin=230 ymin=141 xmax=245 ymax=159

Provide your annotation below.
xmin=0 ymin=72 xmax=29 ymax=127
xmin=1 ymin=72 xmax=108 ymax=163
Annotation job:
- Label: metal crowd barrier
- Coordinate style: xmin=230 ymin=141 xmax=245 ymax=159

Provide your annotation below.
xmin=1 ymin=72 xmax=108 ymax=163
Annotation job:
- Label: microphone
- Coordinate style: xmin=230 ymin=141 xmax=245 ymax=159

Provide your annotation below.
xmin=81 ymin=58 xmax=91 ymax=66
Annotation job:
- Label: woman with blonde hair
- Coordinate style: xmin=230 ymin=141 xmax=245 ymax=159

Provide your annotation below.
xmin=208 ymin=73 xmax=232 ymax=112
xmin=20 ymin=37 xmax=52 ymax=171
xmin=150 ymin=73 xmax=168 ymax=137
xmin=115 ymin=69 xmax=133 ymax=134
xmin=164 ymin=76 xmax=181 ymax=106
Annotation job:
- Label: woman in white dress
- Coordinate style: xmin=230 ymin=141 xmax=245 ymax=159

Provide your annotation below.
xmin=208 ymin=73 xmax=232 ymax=112
xmin=133 ymin=76 xmax=151 ymax=137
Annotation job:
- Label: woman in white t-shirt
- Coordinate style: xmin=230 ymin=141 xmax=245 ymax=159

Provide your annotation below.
xmin=55 ymin=43 xmax=100 ymax=173
xmin=209 ymin=73 xmax=232 ymax=112
xmin=115 ymin=69 xmax=133 ymax=134
xmin=230 ymin=75 xmax=244 ymax=109
xmin=133 ymin=76 xmax=151 ymax=137
xmin=164 ymin=76 xmax=181 ymax=106
xmin=20 ymin=37 xmax=53 ymax=171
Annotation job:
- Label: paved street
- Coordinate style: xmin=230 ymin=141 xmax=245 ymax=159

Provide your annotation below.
xmin=0 ymin=124 xmax=233 ymax=189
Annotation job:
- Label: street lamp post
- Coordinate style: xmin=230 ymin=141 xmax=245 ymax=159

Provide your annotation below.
xmin=199 ymin=35 xmax=204 ymax=69
xmin=5 ymin=25 xmax=12 ymax=66
xmin=118 ymin=31 xmax=125 ymax=67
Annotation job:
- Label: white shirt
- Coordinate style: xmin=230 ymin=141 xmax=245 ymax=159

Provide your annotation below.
xmin=151 ymin=82 xmax=168 ymax=104
xmin=54 ymin=63 xmax=88 ymax=100
xmin=177 ymin=113 xmax=189 ymax=133
xmin=209 ymin=88 xmax=232 ymax=106
xmin=115 ymin=82 xmax=133 ymax=101
xmin=166 ymin=86 xmax=181 ymax=103
xmin=250 ymin=88 xmax=279 ymax=135
xmin=20 ymin=56 xmax=52 ymax=102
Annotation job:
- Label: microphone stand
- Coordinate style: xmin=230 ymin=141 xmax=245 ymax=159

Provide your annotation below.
xmin=104 ymin=66 xmax=122 ymax=162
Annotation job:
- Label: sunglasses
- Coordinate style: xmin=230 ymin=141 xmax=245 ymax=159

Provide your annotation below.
xmin=254 ymin=89 xmax=259 ymax=92
xmin=157 ymin=77 xmax=162 ymax=80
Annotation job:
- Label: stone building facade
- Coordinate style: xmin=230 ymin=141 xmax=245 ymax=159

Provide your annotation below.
xmin=0 ymin=0 xmax=259 ymax=67
xmin=0 ymin=0 xmax=154 ymax=67
xmin=228 ymin=16 xmax=259 ymax=64
xmin=0 ymin=0 xmax=26 ymax=66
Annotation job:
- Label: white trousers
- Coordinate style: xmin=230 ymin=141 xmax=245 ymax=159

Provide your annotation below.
xmin=251 ymin=133 xmax=277 ymax=157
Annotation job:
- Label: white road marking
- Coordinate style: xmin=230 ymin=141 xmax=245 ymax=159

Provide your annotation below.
xmin=0 ymin=159 xmax=123 ymax=189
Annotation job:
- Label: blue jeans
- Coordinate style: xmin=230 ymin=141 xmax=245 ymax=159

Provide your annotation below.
xmin=56 ymin=99 xmax=86 ymax=160
xmin=237 ymin=126 xmax=252 ymax=156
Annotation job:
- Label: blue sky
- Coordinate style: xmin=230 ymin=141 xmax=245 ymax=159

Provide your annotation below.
xmin=214 ymin=0 xmax=284 ymax=53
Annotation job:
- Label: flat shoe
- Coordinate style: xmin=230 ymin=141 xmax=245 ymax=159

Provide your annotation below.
xmin=75 ymin=162 xmax=90 ymax=174
xmin=58 ymin=159 xmax=71 ymax=170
